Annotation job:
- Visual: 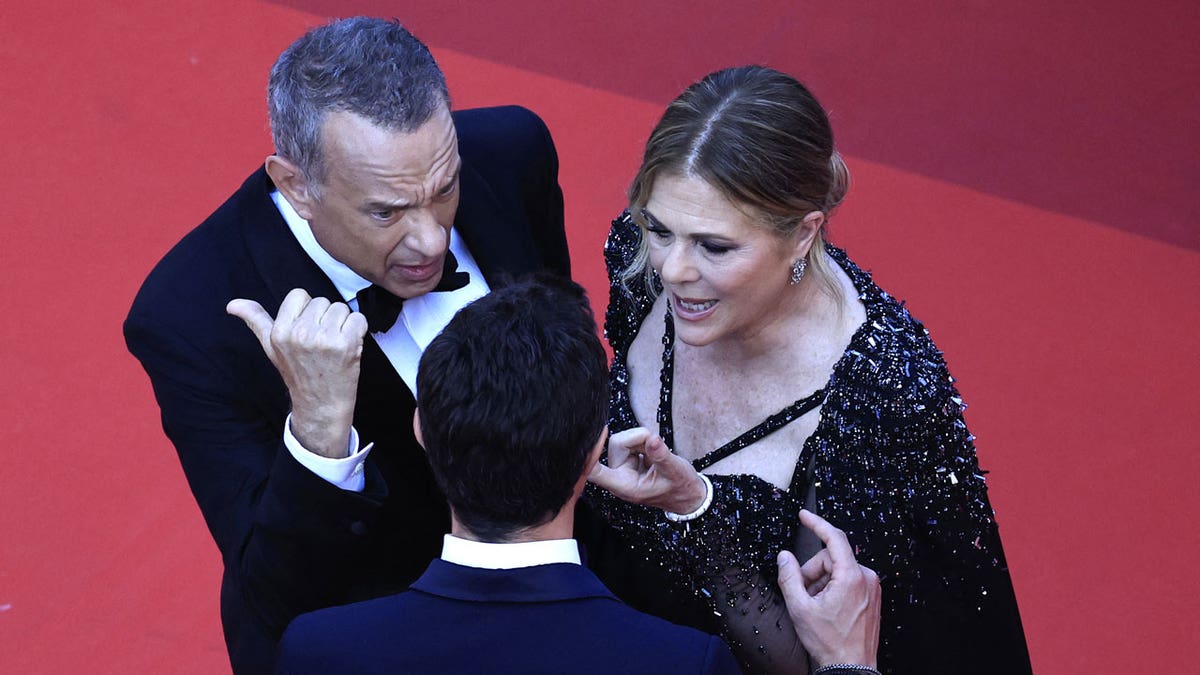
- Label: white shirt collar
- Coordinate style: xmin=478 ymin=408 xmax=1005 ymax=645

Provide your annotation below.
xmin=441 ymin=534 xmax=581 ymax=570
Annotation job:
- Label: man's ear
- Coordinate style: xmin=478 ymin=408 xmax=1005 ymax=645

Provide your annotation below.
xmin=582 ymin=426 xmax=608 ymax=481
xmin=264 ymin=154 xmax=317 ymax=220
xmin=412 ymin=410 xmax=425 ymax=450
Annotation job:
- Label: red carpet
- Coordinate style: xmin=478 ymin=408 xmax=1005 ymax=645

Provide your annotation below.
xmin=2 ymin=1 xmax=1196 ymax=672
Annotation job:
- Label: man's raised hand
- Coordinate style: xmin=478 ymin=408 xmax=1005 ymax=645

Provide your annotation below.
xmin=227 ymin=288 xmax=368 ymax=458
xmin=777 ymin=509 xmax=881 ymax=670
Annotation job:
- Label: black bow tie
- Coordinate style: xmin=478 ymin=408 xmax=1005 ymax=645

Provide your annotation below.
xmin=355 ymin=251 xmax=471 ymax=333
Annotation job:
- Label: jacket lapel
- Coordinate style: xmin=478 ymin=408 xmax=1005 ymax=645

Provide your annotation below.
xmin=238 ymin=168 xmax=343 ymax=312
xmin=234 ymin=167 xmax=413 ymax=464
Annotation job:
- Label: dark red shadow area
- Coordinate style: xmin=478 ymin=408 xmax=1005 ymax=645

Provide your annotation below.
xmin=279 ymin=0 xmax=1200 ymax=251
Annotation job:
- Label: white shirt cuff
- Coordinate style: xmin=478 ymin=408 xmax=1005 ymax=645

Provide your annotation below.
xmin=283 ymin=413 xmax=373 ymax=492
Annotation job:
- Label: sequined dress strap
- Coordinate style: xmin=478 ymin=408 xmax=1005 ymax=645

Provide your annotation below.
xmin=658 ymin=311 xmax=827 ymax=472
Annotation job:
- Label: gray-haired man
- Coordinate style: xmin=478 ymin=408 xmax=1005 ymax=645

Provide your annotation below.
xmin=125 ymin=17 xmax=568 ymax=672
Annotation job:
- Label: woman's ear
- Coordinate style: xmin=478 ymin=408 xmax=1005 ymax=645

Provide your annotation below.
xmin=791 ymin=210 xmax=825 ymax=259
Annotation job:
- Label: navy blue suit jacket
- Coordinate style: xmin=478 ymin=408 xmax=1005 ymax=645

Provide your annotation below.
xmin=277 ymin=560 xmax=741 ymax=674
xmin=124 ymin=107 xmax=569 ymax=673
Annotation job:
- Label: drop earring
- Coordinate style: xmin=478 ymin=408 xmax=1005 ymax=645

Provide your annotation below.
xmin=789 ymin=257 xmax=807 ymax=285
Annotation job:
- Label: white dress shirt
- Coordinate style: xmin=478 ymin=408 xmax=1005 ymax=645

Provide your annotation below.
xmin=440 ymin=534 xmax=581 ymax=569
xmin=272 ymin=191 xmax=489 ymax=491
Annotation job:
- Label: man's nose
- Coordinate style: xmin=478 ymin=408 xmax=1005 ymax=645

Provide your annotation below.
xmin=403 ymin=209 xmax=449 ymax=258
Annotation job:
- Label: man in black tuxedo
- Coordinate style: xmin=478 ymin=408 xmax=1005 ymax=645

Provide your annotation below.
xmin=276 ymin=278 xmax=882 ymax=675
xmin=124 ymin=17 xmax=567 ymax=673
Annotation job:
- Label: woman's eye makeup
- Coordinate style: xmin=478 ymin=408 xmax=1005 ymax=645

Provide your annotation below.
xmin=641 ymin=209 xmax=735 ymax=253
xmin=700 ymin=241 xmax=732 ymax=254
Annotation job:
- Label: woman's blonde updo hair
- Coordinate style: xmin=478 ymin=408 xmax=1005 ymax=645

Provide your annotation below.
xmin=623 ymin=65 xmax=849 ymax=300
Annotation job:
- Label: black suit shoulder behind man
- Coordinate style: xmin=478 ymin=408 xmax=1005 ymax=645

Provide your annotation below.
xmin=278 ymin=560 xmax=740 ymax=675
xmin=124 ymin=105 xmax=569 ymax=674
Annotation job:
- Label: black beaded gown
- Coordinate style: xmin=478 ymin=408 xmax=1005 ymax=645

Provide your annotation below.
xmin=585 ymin=212 xmax=1032 ymax=675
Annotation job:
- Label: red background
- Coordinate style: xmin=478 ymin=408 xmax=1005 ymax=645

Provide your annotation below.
xmin=2 ymin=1 xmax=1197 ymax=672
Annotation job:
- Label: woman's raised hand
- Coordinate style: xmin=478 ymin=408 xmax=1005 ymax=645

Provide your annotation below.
xmin=588 ymin=427 xmax=709 ymax=514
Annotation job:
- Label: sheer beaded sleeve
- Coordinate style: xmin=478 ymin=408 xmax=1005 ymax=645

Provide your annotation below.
xmin=590 ymin=472 xmax=812 ymax=674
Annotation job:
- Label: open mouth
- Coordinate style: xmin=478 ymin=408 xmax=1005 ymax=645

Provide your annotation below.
xmin=392 ymin=260 xmax=441 ymax=283
xmin=673 ymin=294 xmax=718 ymax=319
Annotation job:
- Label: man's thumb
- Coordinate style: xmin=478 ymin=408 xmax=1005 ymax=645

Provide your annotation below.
xmin=226 ymin=298 xmax=274 ymax=347
xmin=777 ymin=550 xmax=808 ymax=609
xmin=587 ymin=462 xmax=615 ymax=490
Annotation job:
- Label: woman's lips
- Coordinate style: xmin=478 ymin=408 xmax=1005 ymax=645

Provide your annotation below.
xmin=672 ymin=294 xmax=718 ymax=321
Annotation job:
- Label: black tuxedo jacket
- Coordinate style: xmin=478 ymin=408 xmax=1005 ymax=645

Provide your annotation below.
xmin=277 ymin=559 xmax=740 ymax=675
xmin=125 ymin=106 xmax=569 ymax=674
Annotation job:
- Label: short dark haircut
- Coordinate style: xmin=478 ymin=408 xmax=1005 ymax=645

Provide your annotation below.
xmin=267 ymin=16 xmax=450 ymax=187
xmin=417 ymin=277 xmax=610 ymax=541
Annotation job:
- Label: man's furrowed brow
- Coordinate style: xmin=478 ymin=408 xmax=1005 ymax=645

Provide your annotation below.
xmin=439 ymin=164 xmax=462 ymax=191
xmin=365 ymin=198 xmax=412 ymax=211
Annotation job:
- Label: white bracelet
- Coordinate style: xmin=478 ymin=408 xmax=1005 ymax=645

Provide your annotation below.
xmin=664 ymin=473 xmax=713 ymax=522
xmin=813 ymin=665 xmax=881 ymax=675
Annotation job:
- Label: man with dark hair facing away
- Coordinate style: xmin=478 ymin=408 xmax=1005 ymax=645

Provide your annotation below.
xmin=277 ymin=278 xmax=881 ymax=675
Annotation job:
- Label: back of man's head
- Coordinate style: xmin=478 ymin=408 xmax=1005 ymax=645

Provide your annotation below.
xmin=267 ymin=16 xmax=449 ymax=186
xmin=416 ymin=277 xmax=609 ymax=541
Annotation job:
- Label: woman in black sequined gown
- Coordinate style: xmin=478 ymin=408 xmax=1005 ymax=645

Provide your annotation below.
xmin=584 ymin=66 xmax=1031 ymax=674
